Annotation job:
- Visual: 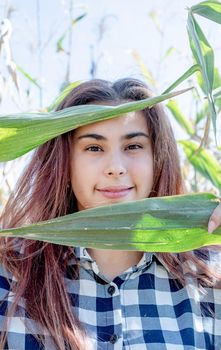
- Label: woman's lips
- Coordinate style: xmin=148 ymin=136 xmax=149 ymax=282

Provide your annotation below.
xmin=97 ymin=187 xmax=133 ymax=199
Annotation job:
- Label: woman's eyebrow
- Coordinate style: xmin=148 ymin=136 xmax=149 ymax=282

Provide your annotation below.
xmin=77 ymin=133 xmax=106 ymax=140
xmin=77 ymin=132 xmax=149 ymax=141
xmin=123 ymin=132 xmax=149 ymax=139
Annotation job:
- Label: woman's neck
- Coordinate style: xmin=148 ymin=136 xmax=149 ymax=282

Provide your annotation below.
xmin=86 ymin=248 xmax=144 ymax=280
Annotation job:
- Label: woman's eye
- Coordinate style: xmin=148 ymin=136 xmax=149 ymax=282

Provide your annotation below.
xmin=126 ymin=144 xmax=143 ymax=150
xmin=86 ymin=145 xmax=103 ymax=152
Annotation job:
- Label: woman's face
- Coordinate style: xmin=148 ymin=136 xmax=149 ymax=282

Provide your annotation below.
xmin=70 ymin=111 xmax=154 ymax=210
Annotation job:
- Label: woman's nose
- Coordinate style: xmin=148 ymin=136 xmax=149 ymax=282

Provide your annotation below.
xmin=104 ymin=154 xmax=127 ymax=177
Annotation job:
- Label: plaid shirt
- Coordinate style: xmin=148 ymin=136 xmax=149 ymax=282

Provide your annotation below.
xmin=0 ymin=247 xmax=221 ymax=349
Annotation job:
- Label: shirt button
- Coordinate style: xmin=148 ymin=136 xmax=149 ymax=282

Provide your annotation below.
xmin=109 ymin=333 xmax=118 ymax=344
xmin=107 ymin=285 xmax=115 ymax=295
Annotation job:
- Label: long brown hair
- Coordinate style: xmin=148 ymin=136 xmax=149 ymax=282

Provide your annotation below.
xmin=0 ymin=78 xmax=220 ymax=350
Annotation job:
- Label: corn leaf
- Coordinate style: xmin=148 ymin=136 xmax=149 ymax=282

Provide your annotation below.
xmin=214 ymin=86 xmax=221 ymax=98
xmin=167 ymin=100 xmax=195 ymax=135
xmin=187 ymin=12 xmax=217 ymax=138
xmin=56 ymin=33 xmax=66 ymax=52
xmin=47 ymin=81 xmax=82 ymax=112
xmin=162 ymin=64 xmax=199 ymax=94
xmin=191 ymin=1 xmax=221 ymax=24
xmin=213 ymin=85 xmax=221 ymax=108
xmin=132 ymin=50 xmax=157 ymax=87
xmin=180 ymin=140 xmax=221 ymax=192
xmin=214 ymin=86 xmax=221 ymax=109
xmin=72 ymin=13 xmax=87 ymax=26
xmin=16 ymin=65 xmax=41 ymax=89
xmin=0 ymin=88 xmax=191 ymax=162
xmin=148 ymin=11 xmax=162 ymax=33
xmin=197 ymin=67 xmax=221 ymax=94
xmin=212 ymin=67 xmax=221 ymax=90
xmin=196 ymin=101 xmax=209 ymax=124
xmin=0 ymin=193 xmax=220 ymax=253
xmin=56 ymin=13 xmax=87 ymax=53
xmin=162 ymin=46 xmax=176 ymax=61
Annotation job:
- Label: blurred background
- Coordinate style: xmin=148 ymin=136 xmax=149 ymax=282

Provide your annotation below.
xmin=0 ymin=0 xmax=221 ymax=210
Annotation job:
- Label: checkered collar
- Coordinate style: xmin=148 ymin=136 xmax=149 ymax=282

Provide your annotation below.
xmin=73 ymin=246 xmax=154 ymax=274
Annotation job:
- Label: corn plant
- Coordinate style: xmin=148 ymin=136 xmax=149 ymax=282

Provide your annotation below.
xmin=137 ymin=1 xmax=221 ymax=196
xmin=0 ymin=1 xmax=221 ymax=252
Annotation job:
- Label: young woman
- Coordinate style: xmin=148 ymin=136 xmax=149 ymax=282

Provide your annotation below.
xmin=0 ymin=78 xmax=221 ymax=350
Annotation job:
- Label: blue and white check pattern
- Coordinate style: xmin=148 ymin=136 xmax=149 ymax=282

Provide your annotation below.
xmin=0 ymin=247 xmax=221 ymax=349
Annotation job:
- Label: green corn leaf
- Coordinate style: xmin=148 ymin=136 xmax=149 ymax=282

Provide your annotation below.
xmin=56 ymin=33 xmax=66 ymax=52
xmin=180 ymin=140 xmax=221 ymax=192
xmin=0 ymin=193 xmax=220 ymax=253
xmin=214 ymin=86 xmax=221 ymax=98
xmin=213 ymin=86 xmax=221 ymax=109
xmin=162 ymin=46 xmax=176 ymax=61
xmin=132 ymin=50 xmax=157 ymax=87
xmin=72 ymin=13 xmax=87 ymax=26
xmin=0 ymin=88 xmax=191 ymax=162
xmin=16 ymin=65 xmax=41 ymax=89
xmin=212 ymin=67 xmax=221 ymax=90
xmin=196 ymin=101 xmax=209 ymax=124
xmin=191 ymin=1 xmax=221 ymax=24
xmin=162 ymin=64 xmax=199 ymax=94
xmin=47 ymin=81 xmax=82 ymax=112
xmin=187 ymin=12 xmax=217 ymax=138
xmin=187 ymin=13 xmax=214 ymax=92
xmin=196 ymin=69 xmax=221 ymax=122
xmin=167 ymin=100 xmax=195 ymax=135
xmin=148 ymin=11 xmax=162 ymax=33
xmin=197 ymin=67 xmax=221 ymax=94
xmin=56 ymin=14 xmax=87 ymax=53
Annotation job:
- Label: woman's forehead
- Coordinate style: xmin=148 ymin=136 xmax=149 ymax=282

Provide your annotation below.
xmin=73 ymin=110 xmax=146 ymax=136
